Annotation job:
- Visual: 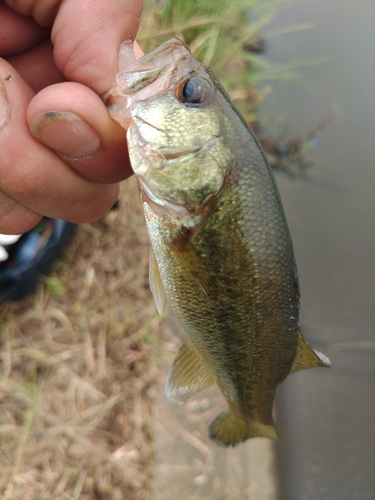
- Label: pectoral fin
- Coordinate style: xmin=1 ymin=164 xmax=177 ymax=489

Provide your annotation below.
xmin=165 ymin=337 xmax=214 ymax=403
xmin=290 ymin=331 xmax=331 ymax=374
xmin=149 ymin=246 xmax=166 ymax=315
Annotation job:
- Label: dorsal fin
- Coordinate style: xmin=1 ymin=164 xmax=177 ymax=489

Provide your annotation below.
xmin=166 ymin=337 xmax=214 ymax=403
xmin=290 ymin=331 xmax=331 ymax=374
xmin=149 ymin=246 xmax=166 ymax=315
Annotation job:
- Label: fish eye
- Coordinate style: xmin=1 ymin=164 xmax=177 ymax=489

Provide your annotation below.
xmin=177 ymin=76 xmax=213 ymax=105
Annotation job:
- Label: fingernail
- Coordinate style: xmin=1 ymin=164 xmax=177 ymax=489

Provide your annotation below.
xmin=0 ymin=82 xmax=11 ymax=128
xmin=118 ymin=40 xmax=136 ymax=71
xmin=30 ymin=111 xmax=101 ymax=159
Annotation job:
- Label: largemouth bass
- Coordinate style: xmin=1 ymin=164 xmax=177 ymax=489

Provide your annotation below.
xmin=104 ymin=38 xmax=330 ymax=447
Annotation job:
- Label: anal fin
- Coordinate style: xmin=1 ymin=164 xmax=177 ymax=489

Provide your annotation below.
xmin=290 ymin=331 xmax=331 ymax=374
xmin=165 ymin=337 xmax=214 ymax=403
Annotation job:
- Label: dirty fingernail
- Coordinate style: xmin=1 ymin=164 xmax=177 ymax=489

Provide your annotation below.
xmin=0 ymin=82 xmax=11 ymax=128
xmin=30 ymin=111 xmax=101 ymax=159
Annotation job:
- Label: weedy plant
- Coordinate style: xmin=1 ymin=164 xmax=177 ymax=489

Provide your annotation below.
xmin=139 ymin=0 xmax=320 ymax=123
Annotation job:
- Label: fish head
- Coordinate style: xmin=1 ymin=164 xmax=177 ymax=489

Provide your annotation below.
xmin=104 ymin=38 xmax=234 ymax=219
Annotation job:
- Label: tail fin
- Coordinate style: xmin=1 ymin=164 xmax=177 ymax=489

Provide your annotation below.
xmin=208 ymin=410 xmax=277 ymax=447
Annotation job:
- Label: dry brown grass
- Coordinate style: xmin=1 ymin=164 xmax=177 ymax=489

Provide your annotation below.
xmin=0 ymin=179 xmax=161 ymax=500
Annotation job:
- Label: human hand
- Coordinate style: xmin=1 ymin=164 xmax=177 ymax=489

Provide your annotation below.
xmin=0 ymin=0 xmax=143 ymax=234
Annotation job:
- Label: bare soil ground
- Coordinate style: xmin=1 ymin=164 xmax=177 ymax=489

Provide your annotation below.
xmin=0 ymin=179 xmax=161 ymax=500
